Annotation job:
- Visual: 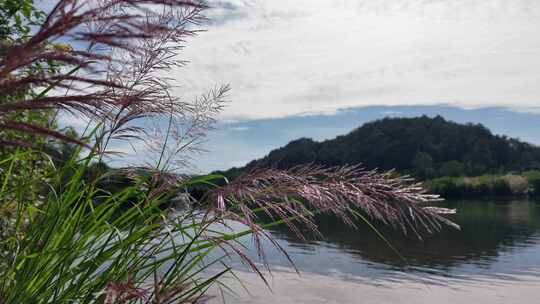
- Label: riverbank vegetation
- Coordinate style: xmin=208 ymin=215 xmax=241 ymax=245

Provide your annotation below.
xmin=0 ymin=1 xmax=456 ymax=303
xmin=424 ymin=171 xmax=540 ymax=199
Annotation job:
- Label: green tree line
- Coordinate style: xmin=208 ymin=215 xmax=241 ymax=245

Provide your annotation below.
xmin=224 ymin=116 xmax=540 ymax=181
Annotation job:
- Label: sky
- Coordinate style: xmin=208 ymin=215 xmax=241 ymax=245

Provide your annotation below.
xmin=177 ymin=0 xmax=540 ymax=121
xmin=50 ymin=0 xmax=540 ymax=172
xmin=170 ymin=0 xmax=540 ymax=171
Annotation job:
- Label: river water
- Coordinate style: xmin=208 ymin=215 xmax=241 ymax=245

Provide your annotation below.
xmin=208 ymin=199 xmax=540 ymax=303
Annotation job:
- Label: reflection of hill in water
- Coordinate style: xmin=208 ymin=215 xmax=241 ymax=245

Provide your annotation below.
xmin=268 ymin=200 xmax=540 ymax=271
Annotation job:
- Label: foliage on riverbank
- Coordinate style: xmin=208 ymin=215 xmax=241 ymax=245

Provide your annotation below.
xmin=425 ymin=171 xmax=540 ymax=198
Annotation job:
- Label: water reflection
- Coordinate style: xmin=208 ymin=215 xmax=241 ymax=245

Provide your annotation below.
xmin=259 ymin=200 xmax=540 ymax=281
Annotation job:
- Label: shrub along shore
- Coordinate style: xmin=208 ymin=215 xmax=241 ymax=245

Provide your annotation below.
xmin=424 ymin=171 xmax=540 ymax=199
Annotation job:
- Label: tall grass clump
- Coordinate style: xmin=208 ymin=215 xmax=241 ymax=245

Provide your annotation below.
xmin=0 ymin=1 xmax=457 ymax=303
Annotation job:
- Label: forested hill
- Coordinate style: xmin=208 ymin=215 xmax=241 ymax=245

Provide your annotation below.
xmin=223 ymin=116 xmax=540 ymax=180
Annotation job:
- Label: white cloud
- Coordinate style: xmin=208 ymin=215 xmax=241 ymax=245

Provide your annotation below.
xmin=58 ymin=112 xmax=93 ymax=130
xmin=173 ymin=0 xmax=540 ymax=120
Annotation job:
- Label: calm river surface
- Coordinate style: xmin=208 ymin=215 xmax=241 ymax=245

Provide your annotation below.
xmin=209 ymin=199 xmax=540 ymax=303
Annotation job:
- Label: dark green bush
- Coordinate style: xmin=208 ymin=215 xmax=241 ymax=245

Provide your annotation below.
xmin=492 ymin=179 xmax=513 ymax=196
xmin=523 ymin=171 xmax=540 ymax=196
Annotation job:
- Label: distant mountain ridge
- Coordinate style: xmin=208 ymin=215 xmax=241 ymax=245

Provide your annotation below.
xmin=222 ymin=116 xmax=540 ymax=180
